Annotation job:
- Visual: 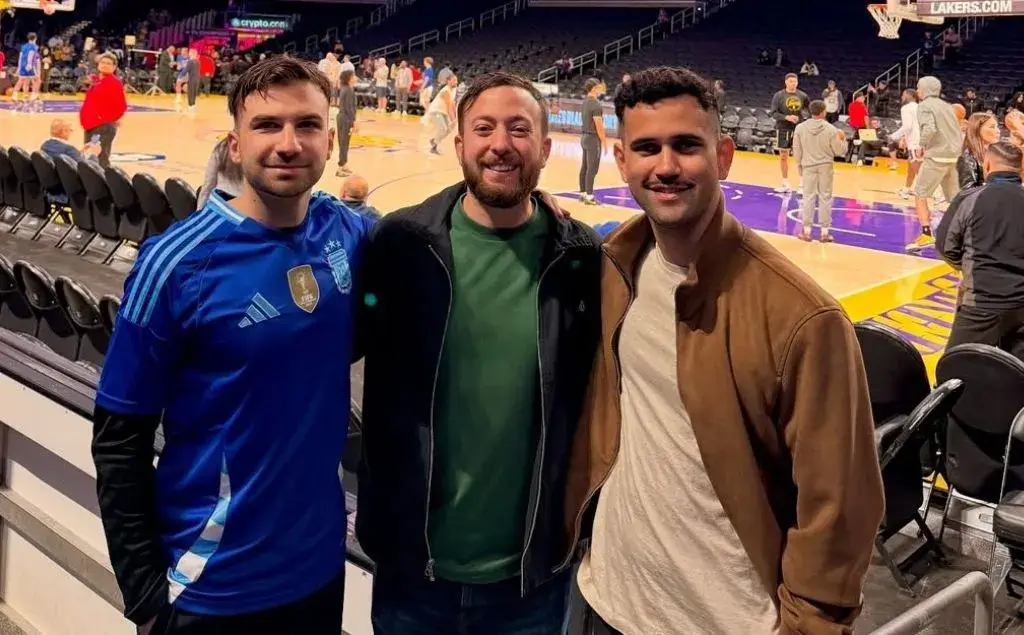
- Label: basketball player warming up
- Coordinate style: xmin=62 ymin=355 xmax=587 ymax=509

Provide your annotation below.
xmin=888 ymin=89 xmax=922 ymax=199
xmin=770 ymin=73 xmax=809 ymax=194
xmin=12 ymin=32 xmax=41 ymax=111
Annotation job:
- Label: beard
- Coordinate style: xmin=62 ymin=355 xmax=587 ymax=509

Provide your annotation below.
xmin=463 ymin=160 xmax=541 ymax=209
xmin=247 ymin=164 xmax=323 ymax=200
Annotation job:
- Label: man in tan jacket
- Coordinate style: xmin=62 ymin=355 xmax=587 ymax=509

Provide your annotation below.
xmin=563 ymin=66 xmax=884 ymax=635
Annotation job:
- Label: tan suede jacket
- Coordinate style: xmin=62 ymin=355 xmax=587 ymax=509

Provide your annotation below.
xmin=563 ymin=198 xmax=885 ymax=635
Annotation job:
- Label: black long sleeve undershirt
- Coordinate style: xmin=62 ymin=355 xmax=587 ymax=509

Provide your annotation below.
xmin=91 ymin=404 xmax=169 ymax=625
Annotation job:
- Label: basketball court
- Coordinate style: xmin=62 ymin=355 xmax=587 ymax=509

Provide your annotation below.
xmin=0 ymin=91 xmax=955 ymax=375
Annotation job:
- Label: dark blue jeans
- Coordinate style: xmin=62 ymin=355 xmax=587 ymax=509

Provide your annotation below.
xmin=371 ymin=568 xmax=573 ymax=635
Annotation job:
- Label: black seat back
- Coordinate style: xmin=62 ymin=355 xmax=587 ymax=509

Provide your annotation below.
xmin=78 ymin=161 xmax=119 ymax=239
xmin=132 ymin=173 xmax=174 ymax=235
xmin=54 ymin=155 xmax=93 ymax=232
xmin=31 ymin=151 xmax=65 ymax=199
xmin=13 ymin=260 xmax=78 ymax=360
xmin=0 ymin=147 xmax=24 ymax=210
xmin=855 ymin=322 xmax=931 ymax=425
xmin=106 ymin=166 xmax=147 ymax=243
xmin=0 ymin=255 xmax=39 ymax=336
xmin=8 ymin=147 xmax=46 ymax=217
xmin=936 ymin=343 xmax=1024 ymax=501
xmin=99 ymin=294 xmax=120 ymax=337
xmin=55 ymin=276 xmax=108 ymax=364
xmin=164 ymin=178 xmax=197 ymax=222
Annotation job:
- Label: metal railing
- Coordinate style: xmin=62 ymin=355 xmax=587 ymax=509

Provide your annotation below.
xmin=603 ymin=35 xmax=633 ymax=65
xmin=856 ymin=15 xmax=988 ymax=99
xmin=368 ymin=41 xmax=403 ymax=59
xmin=446 ymin=17 xmax=475 ymax=41
xmin=408 ymin=29 xmax=439 ymax=53
xmin=868 ymin=571 xmax=993 ymax=635
xmin=538 ymin=50 xmax=597 ymax=83
xmin=345 ymin=16 xmax=363 ymax=38
xmin=480 ymin=0 xmax=522 ymax=29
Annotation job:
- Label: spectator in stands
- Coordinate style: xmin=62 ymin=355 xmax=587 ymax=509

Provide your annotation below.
xmin=339 ymin=174 xmax=380 ymax=220
xmin=961 ymin=87 xmax=982 ymax=117
xmin=757 ymin=48 xmax=771 ymax=65
xmin=336 ymin=69 xmax=358 ymax=177
xmin=196 ymin=137 xmax=242 ymax=209
xmin=570 ymin=65 xmax=882 ymax=635
xmin=393 ymin=60 xmax=412 ymax=117
xmin=821 ymin=80 xmax=843 ymax=123
xmin=799 ymin=59 xmax=819 ymax=76
xmin=907 ymin=76 xmax=962 ymax=252
xmin=937 ymin=142 xmax=1024 ymax=357
xmin=92 ymin=56 xmax=371 ymax=635
xmin=922 ymin=31 xmax=936 ymax=72
xmin=957 ymin=112 xmax=1000 ymax=189
xmin=79 ymin=52 xmax=125 ymax=169
xmin=774 ymin=47 xmax=787 ymax=68
xmin=555 ymin=51 xmax=573 ymax=79
xmin=868 ymin=79 xmax=894 ymax=118
xmin=942 ymin=26 xmax=962 ymax=62
xmin=794 ymin=99 xmax=848 ymax=242
xmin=357 ymin=71 xmax=601 ymax=635
xmin=41 ymin=118 xmax=98 ymax=163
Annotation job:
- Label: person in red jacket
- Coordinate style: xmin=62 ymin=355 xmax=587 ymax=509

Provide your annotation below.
xmin=79 ymin=52 xmax=127 ymax=168
xmin=847 ymin=92 xmax=868 ymax=131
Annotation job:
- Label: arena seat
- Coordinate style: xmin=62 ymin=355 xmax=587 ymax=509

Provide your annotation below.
xmin=131 ymin=173 xmax=175 ymax=236
xmin=934 ymin=343 xmax=1024 ymax=544
xmin=0 ymin=147 xmax=26 ymax=223
xmin=53 ymin=155 xmax=96 ymax=254
xmin=105 ymin=166 xmax=148 ymax=244
xmin=98 ymin=294 xmax=120 ymax=339
xmin=164 ymin=177 xmax=198 ymax=222
xmin=13 ymin=260 xmax=78 ymax=361
xmin=54 ymin=276 xmax=107 ymax=366
xmin=77 ymin=161 xmax=123 ymax=264
xmin=855 ymin=322 xmax=964 ymax=593
xmin=0 ymin=254 xmax=39 ymax=337
xmin=991 ymin=407 xmax=1024 ymax=601
xmin=7 ymin=147 xmax=48 ymax=232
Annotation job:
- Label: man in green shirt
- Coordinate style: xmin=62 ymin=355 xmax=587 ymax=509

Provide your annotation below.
xmin=357 ymin=72 xmax=603 ymax=634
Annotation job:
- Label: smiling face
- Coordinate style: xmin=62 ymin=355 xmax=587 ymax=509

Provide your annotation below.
xmin=455 ymin=84 xmax=551 ymax=209
xmin=228 ymin=81 xmax=334 ymax=201
xmin=614 ymin=94 xmax=734 ymax=230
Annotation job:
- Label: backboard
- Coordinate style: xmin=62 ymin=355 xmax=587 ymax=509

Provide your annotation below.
xmin=9 ymin=0 xmax=75 ymax=10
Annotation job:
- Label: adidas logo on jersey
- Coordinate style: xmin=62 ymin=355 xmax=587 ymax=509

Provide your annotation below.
xmin=238 ymin=293 xmax=281 ymax=328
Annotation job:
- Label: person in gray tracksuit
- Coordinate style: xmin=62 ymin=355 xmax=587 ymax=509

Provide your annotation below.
xmin=792 ymin=99 xmax=848 ymax=242
xmin=908 ymin=75 xmax=963 ymax=251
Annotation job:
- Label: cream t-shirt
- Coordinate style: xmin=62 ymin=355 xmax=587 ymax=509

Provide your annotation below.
xmin=576 ymin=245 xmax=780 ymax=635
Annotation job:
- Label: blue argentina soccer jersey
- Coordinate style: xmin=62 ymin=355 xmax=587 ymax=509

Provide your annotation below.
xmin=18 ymin=42 xmax=38 ymax=77
xmin=96 ymin=190 xmax=374 ymax=615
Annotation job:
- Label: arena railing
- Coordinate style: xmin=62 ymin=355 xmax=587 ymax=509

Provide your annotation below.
xmin=854 ymin=14 xmax=989 ymax=102
xmin=867 ymin=571 xmax=994 ymax=635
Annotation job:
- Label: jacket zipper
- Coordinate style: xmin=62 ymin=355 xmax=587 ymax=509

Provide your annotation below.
xmin=555 ymin=253 xmax=633 ymax=572
xmin=423 ymin=245 xmax=454 ymax=582
xmin=519 ymin=252 xmax=563 ymax=596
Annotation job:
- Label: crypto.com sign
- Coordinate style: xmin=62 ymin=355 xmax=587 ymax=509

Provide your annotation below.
xmin=915 ymin=0 xmax=1024 ymax=16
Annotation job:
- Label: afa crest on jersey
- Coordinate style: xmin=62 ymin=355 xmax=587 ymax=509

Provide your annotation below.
xmin=323 ymin=240 xmax=352 ymax=294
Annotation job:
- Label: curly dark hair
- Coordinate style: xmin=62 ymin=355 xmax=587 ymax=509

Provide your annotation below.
xmin=614 ymin=66 xmax=720 ymax=124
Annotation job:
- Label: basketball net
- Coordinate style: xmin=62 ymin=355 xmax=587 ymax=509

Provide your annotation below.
xmin=868 ymin=4 xmax=903 ymax=39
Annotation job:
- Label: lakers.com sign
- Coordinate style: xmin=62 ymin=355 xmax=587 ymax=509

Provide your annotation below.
xmin=916 ymin=0 xmax=1024 ymax=16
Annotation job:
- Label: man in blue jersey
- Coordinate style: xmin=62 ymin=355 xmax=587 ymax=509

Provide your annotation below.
xmin=92 ymin=56 xmax=372 ymax=635
xmin=11 ymin=32 xmax=40 ymax=106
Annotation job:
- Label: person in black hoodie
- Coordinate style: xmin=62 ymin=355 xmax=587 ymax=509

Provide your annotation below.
xmin=356 ymin=71 xmax=602 ymax=634
xmin=937 ymin=142 xmax=1024 ymax=358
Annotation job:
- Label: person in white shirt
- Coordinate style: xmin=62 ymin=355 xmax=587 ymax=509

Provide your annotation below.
xmin=318 ymin=52 xmax=342 ymax=107
xmin=339 ymin=54 xmax=355 ymax=75
xmin=425 ymin=74 xmax=458 ymax=155
xmin=888 ymin=89 xmax=922 ymax=199
xmin=373 ymin=58 xmax=390 ymax=112
xmin=393 ymin=60 xmax=413 ymax=116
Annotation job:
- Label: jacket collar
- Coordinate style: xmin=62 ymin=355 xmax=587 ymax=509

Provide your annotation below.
xmin=987 ymin=171 xmax=1023 ymax=185
xmin=397 ymin=181 xmax=598 ymax=252
xmin=603 ymin=191 xmax=744 ymax=319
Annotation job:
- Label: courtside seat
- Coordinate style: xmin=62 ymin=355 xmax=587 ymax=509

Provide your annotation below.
xmin=53 ymin=155 xmax=96 ymax=253
xmin=12 ymin=260 xmax=78 ymax=360
xmin=55 ymin=276 xmax=108 ymax=365
xmin=99 ymin=294 xmax=120 ymax=338
xmin=0 ymin=254 xmax=39 ymax=337
xmin=855 ymin=322 xmax=964 ymax=593
xmin=996 ymin=489 xmax=1024 ymax=547
xmin=0 ymin=147 xmax=25 ymax=217
xmin=132 ymin=173 xmax=174 ymax=236
xmin=164 ymin=178 xmax=197 ymax=222
xmin=7 ymin=147 xmax=48 ymax=230
xmin=78 ymin=161 xmax=123 ymax=264
xmin=106 ymin=166 xmax=147 ymax=245
xmin=30 ymin=151 xmax=77 ymax=244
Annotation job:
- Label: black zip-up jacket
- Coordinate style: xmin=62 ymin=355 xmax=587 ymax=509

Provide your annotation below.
xmin=354 ymin=182 xmax=602 ymax=593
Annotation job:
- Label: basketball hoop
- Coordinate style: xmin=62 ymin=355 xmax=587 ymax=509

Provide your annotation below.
xmin=39 ymin=0 xmax=55 ymax=13
xmin=868 ymin=4 xmax=902 ymax=39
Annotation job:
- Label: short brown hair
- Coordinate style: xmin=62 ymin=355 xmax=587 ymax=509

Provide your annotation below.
xmin=228 ymin=56 xmax=332 ymax=121
xmin=987 ymin=141 xmax=1024 ymax=169
xmin=808 ymin=99 xmax=827 ymax=117
xmin=457 ymin=71 xmax=549 ymax=136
